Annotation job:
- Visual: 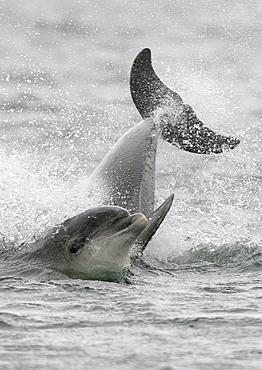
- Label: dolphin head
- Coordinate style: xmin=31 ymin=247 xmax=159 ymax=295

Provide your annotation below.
xmin=34 ymin=206 xmax=148 ymax=280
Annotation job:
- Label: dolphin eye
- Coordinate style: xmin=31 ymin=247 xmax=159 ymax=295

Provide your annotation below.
xmin=70 ymin=245 xmax=80 ymax=254
xmin=69 ymin=237 xmax=87 ymax=254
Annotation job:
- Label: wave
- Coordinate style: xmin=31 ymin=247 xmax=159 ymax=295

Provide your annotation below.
xmin=0 ymin=92 xmax=60 ymax=113
xmin=1 ymin=238 xmax=261 ymax=283
xmin=164 ymin=241 xmax=262 ymax=272
xmin=1 ymin=69 xmax=57 ymax=87
xmin=34 ymin=19 xmax=101 ymax=38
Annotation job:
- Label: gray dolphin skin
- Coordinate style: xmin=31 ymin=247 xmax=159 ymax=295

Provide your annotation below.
xmin=17 ymin=206 xmax=148 ymax=280
xmin=130 ymin=48 xmax=240 ymax=154
xmin=17 ymin=115 xmax=174 ymax=280
xmin=85 ymin=117 xmax=175 ymax=257
xmin=4 ymin=48 xmax=240 ymax=281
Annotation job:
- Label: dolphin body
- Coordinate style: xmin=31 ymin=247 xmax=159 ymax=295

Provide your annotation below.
xmin=130 ymin=48 xmax=240 ymax=154
xmin=4 ymin=49 xmax=239 ymax=281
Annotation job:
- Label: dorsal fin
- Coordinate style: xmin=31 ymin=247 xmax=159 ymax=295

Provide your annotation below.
xmin=132 ymin=194 xmax=174 ymax=257
xmin=130 ymin=48 xmax=240 ymax=154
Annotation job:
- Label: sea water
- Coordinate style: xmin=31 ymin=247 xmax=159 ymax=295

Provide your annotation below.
xmin=0 ymin=0 xmax=261 ymax=369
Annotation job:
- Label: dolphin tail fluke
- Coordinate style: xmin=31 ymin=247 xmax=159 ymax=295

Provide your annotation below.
xmin=130 ymin=48 xmax=240 ymax=154
xmin=133 ymin=194 xmax=174 ymax=257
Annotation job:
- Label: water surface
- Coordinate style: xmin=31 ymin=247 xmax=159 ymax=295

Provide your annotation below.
xmin=0 ymin=0 xmax=261 ymax=369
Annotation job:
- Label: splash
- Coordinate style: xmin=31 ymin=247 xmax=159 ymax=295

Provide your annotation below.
xmin=0 ymin=147 xmax=92 ymax=250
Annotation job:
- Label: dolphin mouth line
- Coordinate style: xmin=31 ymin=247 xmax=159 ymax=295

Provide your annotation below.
xmin=91 ymin=213 xmax=148 ymax=242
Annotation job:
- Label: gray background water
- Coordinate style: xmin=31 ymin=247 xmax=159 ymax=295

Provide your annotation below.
xmin=0 ymin=0 xmax=261 ymax=369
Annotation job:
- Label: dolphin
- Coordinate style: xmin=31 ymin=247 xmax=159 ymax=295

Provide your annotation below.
xmin=3 ymin=48 xmax=239 ymax=281
xmin=12 ymin=206 xmax=148 ymax=280
xmin=12 ymin=115 xmax=173 ymax=280
xmin=130 ymin=48 xmax=240 ymax=154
